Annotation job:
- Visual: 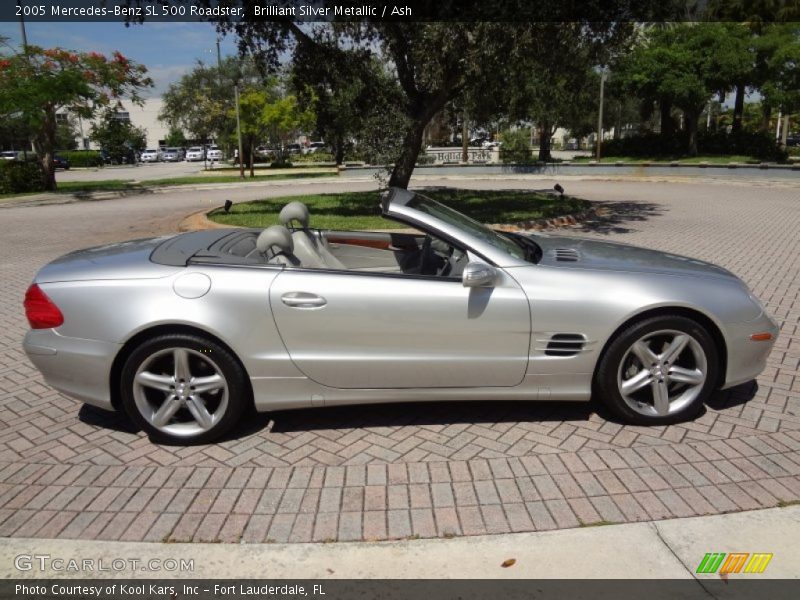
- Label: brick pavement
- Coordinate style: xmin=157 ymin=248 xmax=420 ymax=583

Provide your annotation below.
xmin=0 ymin=177 xmax=799 ymax=542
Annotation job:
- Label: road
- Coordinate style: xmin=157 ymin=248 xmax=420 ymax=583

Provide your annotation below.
xmin=56 ymin=160 xmax=213 ymax=182
xmin=0 ymin=174 xmax=798 ymax=544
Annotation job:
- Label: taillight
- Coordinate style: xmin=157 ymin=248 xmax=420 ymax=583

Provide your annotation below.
xmin=24 ymin=284 xmax=64 ymax=329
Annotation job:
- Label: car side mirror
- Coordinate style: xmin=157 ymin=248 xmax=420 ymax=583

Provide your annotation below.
xmin=462 ymin=262 xmax=498 ymax=288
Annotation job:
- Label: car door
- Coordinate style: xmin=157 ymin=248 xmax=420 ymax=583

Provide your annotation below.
xmin=268 ymin=267 xmax=530 ymax=389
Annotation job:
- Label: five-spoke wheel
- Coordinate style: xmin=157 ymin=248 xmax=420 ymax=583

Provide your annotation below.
xmin=121 ymin=334 xmax=247 ymax=444
xmin=595 ymin=316 xmax=718 ymax=424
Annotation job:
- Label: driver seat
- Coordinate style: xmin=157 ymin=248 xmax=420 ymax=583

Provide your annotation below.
xmin=279 ymin=201 xmax=345 ymax=270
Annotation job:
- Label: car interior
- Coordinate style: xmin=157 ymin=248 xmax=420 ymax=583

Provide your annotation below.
xmin=195 ymin=201 xmax=471 ymax=278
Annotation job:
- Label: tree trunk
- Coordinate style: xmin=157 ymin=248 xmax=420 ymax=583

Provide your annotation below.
xmin=760 ymin=104 xmax=772 ymax=133
xmin=388 ymin=116 xmax=430 ymax=189
xmin=660 ymin=100 xmax=675 ymax=138
xmin=461 ymin=111 xmax=468 ymax=163
xmin=36 ymin=108 xmax=57 ymax=191
xmin=249 ymin=145 xmax=255 ymax=178
xmin=732 ymin=83 xmax=745 ymax=133
xmin=684 ymin=109 xmax=700 ymax=156
xmin=537 ymin=122 xmax=553 ymax=162
xmin=334 ymin=135 xmax=345 ymax=165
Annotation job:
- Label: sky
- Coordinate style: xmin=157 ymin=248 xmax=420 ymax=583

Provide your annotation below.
xmin=0 ymin=20 xmax=240 ymax=95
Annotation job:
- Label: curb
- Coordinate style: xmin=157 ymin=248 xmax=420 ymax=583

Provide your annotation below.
xmin=2 ymin=506 xmax=798 ymax=579
xmin=493 ymin=207 xmax=602 ymax=232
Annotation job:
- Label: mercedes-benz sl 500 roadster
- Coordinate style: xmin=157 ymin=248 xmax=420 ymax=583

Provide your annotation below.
xmin=24 ymin=188 xmax=778 ymax=444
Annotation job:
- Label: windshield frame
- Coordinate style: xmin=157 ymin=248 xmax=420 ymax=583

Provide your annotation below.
xmin=383 ymin=188 xmax=537 ymax=268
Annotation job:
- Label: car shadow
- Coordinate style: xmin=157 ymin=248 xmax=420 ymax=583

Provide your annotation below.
xmin=78 ymin=404 xmax=139 ymax=433
xmin=77 ymin=382 xmax=761 ymax=446
xmin=266 ymin=399 xmax=602 ymax=434
xmin=706 ymin=380 xmax=759 ymax=411
xmin=570 ymin=200 xmax=666 ymax=235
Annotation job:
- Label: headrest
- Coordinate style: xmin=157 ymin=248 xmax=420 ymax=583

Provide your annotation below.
xmin=256 ymin=225 xmax=294 ymax=255
xmin=279 ymin=201 xmax=310 ymax=229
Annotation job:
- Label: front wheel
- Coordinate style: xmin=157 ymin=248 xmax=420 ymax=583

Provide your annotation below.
xmin=594 ymin=316 xmax=719 ymax=425
xmin=120 ymin=334 xmax=248 ymax=444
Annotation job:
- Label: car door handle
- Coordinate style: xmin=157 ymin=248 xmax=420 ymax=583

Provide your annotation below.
xmin=281 ymin=292 xmax=327 ymax=308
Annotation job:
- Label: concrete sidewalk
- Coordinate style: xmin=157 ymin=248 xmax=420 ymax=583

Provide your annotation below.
xmin=2 ymin=506 xmax=797 ymax=580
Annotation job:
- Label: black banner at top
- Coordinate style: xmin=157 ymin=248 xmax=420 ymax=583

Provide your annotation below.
xmin=4 ymin=0 xmax=800 ymax=22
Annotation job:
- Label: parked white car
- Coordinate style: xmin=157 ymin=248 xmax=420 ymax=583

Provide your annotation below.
xmin=303 ymin=141 xmax=327 ymax=154
xmin=140 ymin=149 xmax=162 ymax=162
xmin=206 ymin=146 xmax=223 ymax=161
xmin=186 ymin=146 xmax=205 ymax=161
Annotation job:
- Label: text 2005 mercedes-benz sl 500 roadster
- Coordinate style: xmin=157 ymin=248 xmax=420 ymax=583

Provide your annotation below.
xmin=24 ymin=188 xmax=778 ymax=444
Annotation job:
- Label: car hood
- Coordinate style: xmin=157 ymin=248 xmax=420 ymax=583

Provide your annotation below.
xmin=532 ymin=233 xmax=739 ymax=281
xmin=35 ymin=236 xmax=179 ymax=283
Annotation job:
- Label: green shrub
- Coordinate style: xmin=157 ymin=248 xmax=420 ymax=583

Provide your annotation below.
xmin=58 ymin=150 xmax=104 ymax=168
xmin=600 ymin=133 xmax=683 ymax=157
xmin=499 ymin=129 xmax=533 ymax=164
xmin=697 ymin=131 xmax=787 ymax=161
xmin=291 ymin=152 xmax=335 ymax=163
xmin=0 ymin=160 xmax=45 ymax=194
xmin=415 ymin=153 xmax=435 ymax=165
xmin=599 ymin=131 xmax=787 ymax=161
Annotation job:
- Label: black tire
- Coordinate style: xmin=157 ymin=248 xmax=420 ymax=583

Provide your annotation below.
xmin=594 ymin=315 xmax=719 ymax=425
xmin=120 ymin=333 xmax=249 ymax=445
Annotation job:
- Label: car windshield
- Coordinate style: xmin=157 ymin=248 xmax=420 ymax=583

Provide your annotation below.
xmin=405 ymin=192 xmax=526 ymax=261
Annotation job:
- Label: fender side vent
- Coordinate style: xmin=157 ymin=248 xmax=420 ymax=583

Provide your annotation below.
xmin=554 ymin=248 xmax=580 ymax=262
xmin=545 ymin=333 xmax=586 ymax=356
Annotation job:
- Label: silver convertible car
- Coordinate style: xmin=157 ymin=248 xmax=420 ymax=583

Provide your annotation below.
xmin=24 ymin=188 xmax=778 ymax=444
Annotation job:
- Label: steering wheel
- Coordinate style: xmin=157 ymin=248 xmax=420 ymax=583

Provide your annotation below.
xmin=418 ymin=235 xmax=434 ymax=275
xmin=441 ymin=248 xmax=466 ymax=277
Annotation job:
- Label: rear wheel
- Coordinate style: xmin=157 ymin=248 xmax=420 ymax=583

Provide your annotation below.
xmin=595 ymin=316 xmax=719 ymax=425
xmin=120 ymin=334 xmax=247 ymax=444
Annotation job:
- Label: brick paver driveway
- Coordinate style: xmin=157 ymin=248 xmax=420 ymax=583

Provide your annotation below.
xmin=1 ymin=176 xmax=799 ymax=543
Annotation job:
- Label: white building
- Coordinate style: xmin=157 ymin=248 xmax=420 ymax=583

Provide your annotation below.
xmin=62 ymin=97 xmax=171 ymax=150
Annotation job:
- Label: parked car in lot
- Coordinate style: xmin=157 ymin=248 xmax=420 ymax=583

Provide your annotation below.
xmin=206 ymin=146 xmax=223 ymax=161
xmin=52 ymin=154 xmax=70 ymax=170
xmin=140 ymin=149 xmax=162 ymax=162
xmin=186 ymin=146 xmax=205 ymax=161
xmin=255 ymin=146 xmax=276 ymax=160
xmin=1 ymin=150 xmax=20 ymax=160
xmin=162 ymin=147 xmax=184 ymax=162
xmin=285 ymin=143 xmax=302 ymax=154
xmin=23 ymin=188 xmax=778 ymax=444
xmin=303 ymin=141 xmax=327 ymax=154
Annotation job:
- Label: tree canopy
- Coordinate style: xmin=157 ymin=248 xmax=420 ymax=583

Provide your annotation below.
xmin=0 ymin=46 xmax=151 ymax=189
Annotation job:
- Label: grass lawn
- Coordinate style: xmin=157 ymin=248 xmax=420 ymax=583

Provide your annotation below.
xmin=208 ymin=189 xmax=591 ymax=230
xmin=571 ymin=155 xmax=764 ymax=164
xmin=0 ymin=171 xmax=339 ymax=200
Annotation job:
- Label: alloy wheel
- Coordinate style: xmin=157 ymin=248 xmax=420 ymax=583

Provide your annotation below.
xmin=616 ymin=329 xmax=707 ymax=417
xmin=132 ymin=347 xmax=229 ymax=438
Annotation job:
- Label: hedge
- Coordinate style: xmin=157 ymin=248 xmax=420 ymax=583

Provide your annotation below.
xmin=600 ymin=131 xmax=788 ymax=161
xmin=291 ymin=151 xmax=335 ymax=163
xmin=57 ymin=150 xmax=105 ymax=168
xmin=0 ymin=160 xmax=45 ymax=194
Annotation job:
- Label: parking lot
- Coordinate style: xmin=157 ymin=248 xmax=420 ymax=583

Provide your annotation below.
xmin=0 ymin=176 xmax=798 ymax=543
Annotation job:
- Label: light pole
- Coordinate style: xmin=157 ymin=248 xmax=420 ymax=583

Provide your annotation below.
xmin=234 ymin=84 xmax=244 ymax=179
xmin=18 ymin=0 xmax=28 ymax=50
xmin=596 ymin=67 xmax=606 ymax=161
